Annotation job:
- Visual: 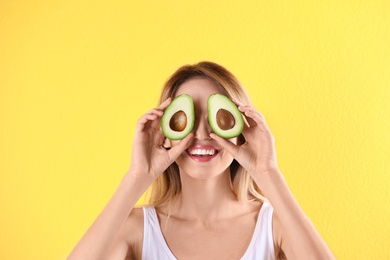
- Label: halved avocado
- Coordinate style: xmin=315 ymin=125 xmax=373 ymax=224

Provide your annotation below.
xmin=161 ymin=94 xmax=195 ymax=140
xmin=208 ymin=94 xmax=244 ymax=138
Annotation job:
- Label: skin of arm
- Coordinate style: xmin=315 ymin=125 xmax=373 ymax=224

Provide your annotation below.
xmin=67 ymin=98 xmax=194 ymax=259
xmin=255 ymin=168 xmax=335 ymax=259
xmin=67 ymin=171 xmax=152 ymax=260
xmin=210 ymin=99 xmax=336 ymax=260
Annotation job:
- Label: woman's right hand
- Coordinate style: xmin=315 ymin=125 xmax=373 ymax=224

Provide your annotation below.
xmin=129 ymin=97 xmax=194 ymax=180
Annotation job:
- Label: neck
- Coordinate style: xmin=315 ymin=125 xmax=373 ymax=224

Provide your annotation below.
xmin=172 ymin=168 xmax=241 ymax=222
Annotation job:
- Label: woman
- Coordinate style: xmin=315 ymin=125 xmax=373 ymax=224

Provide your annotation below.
xmin=68 ymin=61 xmax=335 ymax=260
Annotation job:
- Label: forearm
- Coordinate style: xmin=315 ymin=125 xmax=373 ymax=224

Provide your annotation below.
xmin=68 ymin=169 xmax=152 ymax=260
xmin=254 ymin=169 xmax=335 ymax=260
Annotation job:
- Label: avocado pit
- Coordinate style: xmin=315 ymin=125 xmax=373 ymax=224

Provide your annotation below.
xmin=216 ymin=109 xmax=235 ymax=130
xmin=169 ymin=110 xmax=187 ymax=131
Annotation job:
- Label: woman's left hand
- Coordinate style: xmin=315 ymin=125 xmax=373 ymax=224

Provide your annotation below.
xmin=210 ymin=99 xmax=279 ymax=177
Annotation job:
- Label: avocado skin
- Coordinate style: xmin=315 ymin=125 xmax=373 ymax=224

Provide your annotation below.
xmin=161 ymin=94 xmax=195 ymax=140
xmin=208 ymin=94 xmax=244 ymax=138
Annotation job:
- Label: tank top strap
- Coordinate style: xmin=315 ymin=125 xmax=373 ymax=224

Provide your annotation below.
xmin=240 ymin=201 xmax=275 ymax=260
xmin=142 ymin=207 xmax=177 ymax=260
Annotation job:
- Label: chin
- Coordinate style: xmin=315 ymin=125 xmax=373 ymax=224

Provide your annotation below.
xmin=177 ymin=159 xmax=234 ymax=181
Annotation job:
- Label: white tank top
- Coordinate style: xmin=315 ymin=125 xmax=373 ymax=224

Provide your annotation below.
xmin=142 ymin=201 xmax=275 ymax=260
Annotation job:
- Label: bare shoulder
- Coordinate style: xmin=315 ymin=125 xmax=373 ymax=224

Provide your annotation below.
xmin=127 ymin=207 xmax=144 ymax=256
xmin=114 ymin=207 xmax=144 ymax=260
xmin=105 ymin=207 xmax=144 ymax=260
xmin=127 ymin=207 xmax=144 ymax=233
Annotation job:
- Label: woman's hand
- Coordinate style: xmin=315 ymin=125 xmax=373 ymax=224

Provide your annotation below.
xmin=129 ymin=98 xmax=194 ymax=180
xmin=210 ymin=98 xmax=279 ymax=178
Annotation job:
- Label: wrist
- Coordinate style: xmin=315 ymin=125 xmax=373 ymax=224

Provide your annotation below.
xmin=251 ymin=166 xmax=280 ymax=179
xmin=125 ymin=168 xmax=156 ymax=187
xmin=252 ymin=167 xmax=283 ymax=191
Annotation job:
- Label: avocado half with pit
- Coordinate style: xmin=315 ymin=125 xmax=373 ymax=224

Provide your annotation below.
xmin=208 ymin=94 xmax=244 ymax=138
xmin=161 ymin=94 xmax=195 ymax=140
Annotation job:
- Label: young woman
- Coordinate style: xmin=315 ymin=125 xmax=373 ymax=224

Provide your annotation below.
xmin=68 ymin=62 xmax=335 ymax=260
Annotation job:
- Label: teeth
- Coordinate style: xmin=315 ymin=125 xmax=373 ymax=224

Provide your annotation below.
xmin=188 ymin=149 xmax=216 ymax=156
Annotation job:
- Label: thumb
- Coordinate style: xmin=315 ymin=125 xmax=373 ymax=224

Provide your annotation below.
xmin=167 ymin=133 xmax=194 ymax=161
xmin=210 ymin=133 xmax=239 ymax=158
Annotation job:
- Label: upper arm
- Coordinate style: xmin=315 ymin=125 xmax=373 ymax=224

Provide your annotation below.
xmin=272 ymin=209 xmax=335 ymax=260
xmin=106 ymin=238 xmax=130 ymax=260
xmin=106 ymin=207 xmax=144 ymax=260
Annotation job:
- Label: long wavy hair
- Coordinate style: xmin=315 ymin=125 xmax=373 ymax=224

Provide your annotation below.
xmin=144 ymin=61 xmax=266 ymax=207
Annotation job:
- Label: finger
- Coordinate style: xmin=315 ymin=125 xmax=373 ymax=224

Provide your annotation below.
xmin=137 ymin=113 xmax=157 ymax=127
xmin=146 ymin=108 xmax=164 ymax=117
xmin=157 ymin=97 xmax=173 ymax=110
xmin=241 ymin=108 xmax=271 ymax=133
xmin=150 ymin=110 xmax=164 ymax=129
xmin=136 ymin=112 xmax=161 ymax=133
xmin=148 ymin=97 xmax=173 ymax=129
xmin=231 ymin=97 xmax=245 ymax=107
xmin=237 ymin=105 xmax=271 ymax=135
xmin=209 ymin=133 xmax=239 ymax=158
xmin=140 ymin=108 xmax=164 ymax=130
xmin=243 ymin=111 xmax=258 ymax=127
xmin=135 ymin=99 xmax=172 ymax=133
xmin=155 ymin=130 xmax=166 ymax=147
xmin=231 ymin=99 xmax=250 ymax=126
xmin=230 ymin=99 xmax=251 ymax=129
xmin=238 ymin=106 xmax=266 ymax=121
xmin=237 ymin=106 xmax=258 ymax=127
xmin=241 ymin=113 xmax=250 ymax=130
xmin=167 ymin=133 xmax=194 ymax=160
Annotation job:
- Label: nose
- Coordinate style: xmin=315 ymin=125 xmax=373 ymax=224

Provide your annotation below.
xmin=193 ymin=113 xmax=212 ymax=140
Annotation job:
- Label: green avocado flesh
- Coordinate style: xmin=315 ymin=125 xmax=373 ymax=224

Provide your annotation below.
xmin=208 ymin=94 xmax=244 ymax=138
xmin=161 ymin=94 xmax=195 ymax=140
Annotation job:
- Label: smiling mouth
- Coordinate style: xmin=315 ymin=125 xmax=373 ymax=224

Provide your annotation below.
xmin=187 ymin=148 xmax=219 ymax=156
xmin=185 ymin=148 xmax=220 ymax=162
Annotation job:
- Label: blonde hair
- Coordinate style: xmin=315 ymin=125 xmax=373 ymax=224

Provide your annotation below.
xmin=144 ymin=61 xmax=266 ymax=207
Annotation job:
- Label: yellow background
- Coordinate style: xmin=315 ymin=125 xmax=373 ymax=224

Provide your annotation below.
xmin=1 ymin=1 xmax=389 ymax=259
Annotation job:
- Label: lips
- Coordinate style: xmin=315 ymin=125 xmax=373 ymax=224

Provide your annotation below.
xmin=186 ymin=144 xmax=220 ymax=162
